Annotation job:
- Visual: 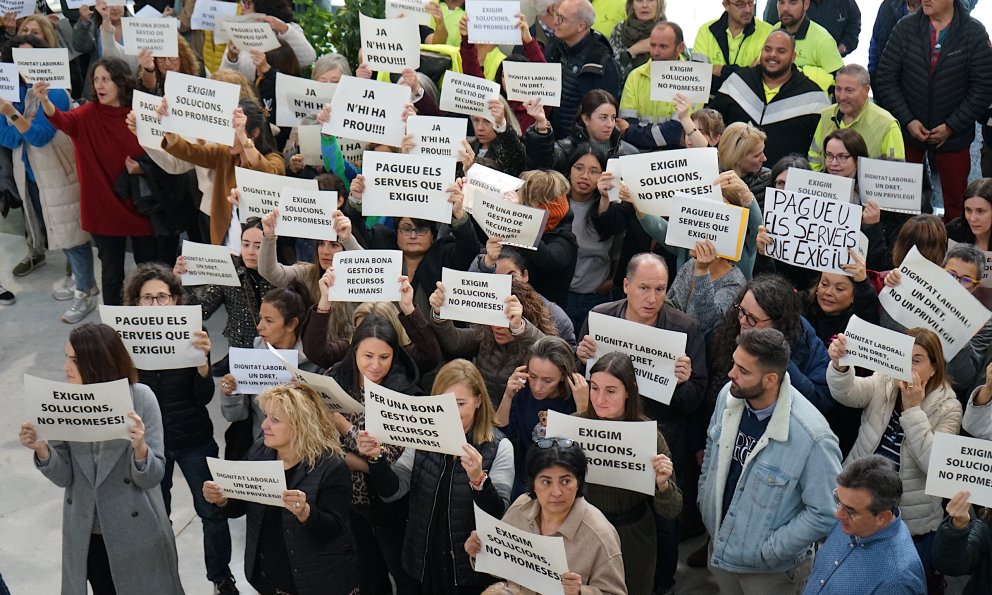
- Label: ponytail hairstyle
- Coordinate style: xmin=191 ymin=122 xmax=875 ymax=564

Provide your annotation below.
xmin=261 ymin=280 xmax=313 ymax=338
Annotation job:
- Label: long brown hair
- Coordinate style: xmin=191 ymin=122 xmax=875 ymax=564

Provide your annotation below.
xmin=892 ymin=214 xmax=947 ymax=267
xmin=69 ymin=323 xmax=138 ymax=384
xmin=905 ymin=328 xmax=949 ymax=394
xmin=584 ymin=351 xmax=645 ymax=421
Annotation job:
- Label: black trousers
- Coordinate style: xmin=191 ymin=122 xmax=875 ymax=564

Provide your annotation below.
xmin=86 ymin=533 xmax=116 ymax=595
xmin=91 ymin=235 xmax=160 ymax=305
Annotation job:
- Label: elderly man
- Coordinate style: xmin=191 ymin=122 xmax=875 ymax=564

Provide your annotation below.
xmin=691 ymin=0 xmax=774 ymax=89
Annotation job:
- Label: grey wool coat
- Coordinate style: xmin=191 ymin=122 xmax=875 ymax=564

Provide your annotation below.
xmin=35 ymin=383 xmax=185 ymax=595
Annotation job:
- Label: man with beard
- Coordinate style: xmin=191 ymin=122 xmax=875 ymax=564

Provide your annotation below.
xmin=773 ymin=0 xmax=844 ymax=92
xmin=698 ymin=327 xmax=841 ymax=594
xmin=710 ymin=30 xmax=830 ymax=166
xmin=691 ymin=0 xmax=774 ymax=89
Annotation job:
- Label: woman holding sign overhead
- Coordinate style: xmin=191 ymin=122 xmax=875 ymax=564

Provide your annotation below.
xmin=18 ymin=323 xmax=184 ymax=595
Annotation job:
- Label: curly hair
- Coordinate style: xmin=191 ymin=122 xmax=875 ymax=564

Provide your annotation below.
xmin=123 ymin=263 xmax=184 ymax=306
xmin=87 ymin=57 xmax=136 ymax=107
xmin=257 ymin=384 xmax=343 ymax=469
xmin=151 ymin=36 xmax=201 ymax=87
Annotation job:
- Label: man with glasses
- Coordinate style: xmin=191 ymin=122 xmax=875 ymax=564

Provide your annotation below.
xmin=698 ymin=327 xmax=840 ymax=594
xmin=803 ymin=455 xmax=925 ymax=594
xmin=690 ymin=0 xmax=774 ymax=89
xmin=808 ymin=64 xmax=905 ymax=172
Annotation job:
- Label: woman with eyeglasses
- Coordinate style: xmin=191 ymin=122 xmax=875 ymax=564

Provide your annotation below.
xmin=462 ymin=96 xmax=526 ymax=178
xmin=945 ymin=178 xmax=992 ymax=308
xmin=464 ymin=439 xmax=627 ymax=595
xmin=827 ymin=327 xmax=962 ymax=588
xmin=135 ymin=37 xmax=203 ymax=96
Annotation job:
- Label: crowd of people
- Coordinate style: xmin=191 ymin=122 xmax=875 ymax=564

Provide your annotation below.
xmin=7 ymin=0 xmax=992 ymax=593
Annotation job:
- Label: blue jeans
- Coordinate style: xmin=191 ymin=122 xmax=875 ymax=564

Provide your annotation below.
xmin=565 ymin=290 xmax=612 ymax=337
xmin=161 ymin=440 xmax=233 ymax=583
xmin=63 ymin=243 xmax=96 ymax=293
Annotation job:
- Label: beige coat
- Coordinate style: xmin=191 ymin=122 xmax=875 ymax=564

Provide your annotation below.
xmin=827 ymin=365 xmax=962 ymax=535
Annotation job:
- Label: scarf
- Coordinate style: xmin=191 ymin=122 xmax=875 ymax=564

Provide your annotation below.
xmin=618 ymin=16 xmax=658 ymax=49
xmin=541 ymin=194 xmax=569 ymax=232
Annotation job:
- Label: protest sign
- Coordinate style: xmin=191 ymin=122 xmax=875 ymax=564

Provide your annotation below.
xmin=213 ymin=14 xmax=257 ymax=43
xmin=439 ymin=268 xmax=512 ymax=327
xmin=360 ymin=151 xmax=456 ymax=224
xmin=784 ymin=167 xmax=855 ymax=203
xmin=665 ymin=194 xmax=749 ymax=261
xmin=162 ymin=71 xmax=240 ymax=146
xmin=24 ymin=376 xmax=133 ymax=442
xmin=12 ymin=48 xmax=71 ymax=88
xmin=386 ymin=0 xmax=432 ymax=24
xmin=587 ymin=312 xmax=686 ymax=404
xmin=122 ymin=17 xmax=179 ymax=57
xmin=878 ymin=246 xmax=991 ymax=359
xmin=465 ymin=0 xmax=522 ymax=44
xmin=287 ymin=366 xmax=365 ymax=414
xmin=650 ymin=61 xmax=711 ymax=104
xmin=324 ymin=75 xmax=408 ymax=147
xmin=337 ymin=138 xmax=365 ymax=164
xmin=545 ymin=411 xmax=658 ymax=495
xmin=276 ymin=189 xmax=338 ymax=240
xmin=858 ymin=158 xmax=924 ymax=214
xmin=502 ymin=61 xmax=562 ymax=107
xmin=180 ymin=240 xmax=240 ymax=286
xmin=229 ymin=347 xmax=298 ymax=393
xmin=405 ymin=115 xmax=465 ymax=158
xmin=471 ymin=193 xmax=547 ymax=250
xmin=924 ymin=433 xmax=992 ymax=508
xmin=360 ymin=14 xmax=421 ymax=73
xmin=605 ymin=159 xmax=621 ymax=202
xmin=838 ymin=314 xmax=914 ymax=381
xmin=473 ymin=504 xmax=568 ymax=595
xmin=134 ymin=4 xmax=162 ymax=17
xmin=297 ymin=125 xmax=323 ymax=166
xmin=100 ymin=305 xmax=206 ymax=370
xmin=0 ymin=63 xmax=17 ymax=102
xmin=464 ymin=163 xmax=524 ymax=209
xmin=190 ymin=0 xmax=239 ymax=30
xmin=236 ymin=167 xmax=318 ymax=221
xmin=364 ymin=380 xmax=466 ymax=455
xmin=762 ymin=188 xmax=862 ymax=275
xmin=275 ymin=72 xmax=336 ymax=127
xmin=206 ymin=458 xmax=287 ymax=506
xmin=439 ymin=71 xmax=501 ymax=122
xmin=132 ymin=90 xmax=167 ymax=150
xmin=619 ymin=148 xmax=721 ymax=216
xmin=0 ymin=0 xmax=35 ymax=18
xmin=329 ymin=250 xmax=403 ymax=302
xmin=949 ymin=238 xmax=992 ymax=289
xmin=222 ymin=20 xmax=281 ymax=52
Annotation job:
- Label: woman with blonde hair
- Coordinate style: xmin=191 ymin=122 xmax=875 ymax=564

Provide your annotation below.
xmin=717 ymin=122 xmax=771 ymax=195
xmin=203 ymin=384 xmax=359 ymax=595
xmin=15 ymin=15 xmax=58 ymax=48
xmin=358 ymin=359 xmax=514 ymax=594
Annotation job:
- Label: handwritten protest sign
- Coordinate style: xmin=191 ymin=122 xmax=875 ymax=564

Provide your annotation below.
xmin=360 ymin=14 xmax=421 ymax=73
xmin=190 ymin=0 xmax=239 ymax=30
xmin=207 ymin=458 xmax=287 ymax=506
xmin=502 ymin=61 xmax=562 ymax=107
xmin=762 ymin=188 xmax=862 ymax=275
xmin=665 ymin=194 xmax=749 ymax=261
xmin=361 ymin=151 xmax=456 ymax=223
xmin=784 ymin=167 xmax=855 ymax=203
xmin=276 ymin=189 xmax=338 ymax=240
xmin=0 ymin=0 xmax=35 ymax=18
xmin=324 ymin=75 xmax=408 ymax=147
xmin=132 ymin=90 xmax=167 ymax=150
xmin=180 ymin=240 xmax=240 ymax=286
xmin=364 ymin=380 xmax=466 ymax=455
xmin=471 ymin=194 xmax=547 ymax=250
xmin=0 ymin=63 xmax=17 ymax=102
xmin=587 ymin=312 xmax=686 ymax=404
xmin=100 ymin=306 xmax=206 ymax=370
xmin=620 ymin=148 xmax=721 ymax=216
xmin=925 ymin=433 xmax=992 ymax=508
xmin=650 ymin=61 xmax=711 ymax=104
xmin=223 ymin=20 xmax=280 ymax=52
xmin=545 ymin=411 xmax=657 ymax=495
xmin=163 ymin=71 xmax=240 ymax=146
xmin=275 ymin=72 xmax=336 ymax=127
xmin=879 ymin=246 xmax=991 ymax=359
xmin=439 ymin=71 xmax=501 ymax=122
xmin=473 ymin=505 xmax=568 ymax=595
xmin=236 ymin=167 xmax=318 ymax=221
xmin=949 ymin=238 xmax=992 ymax=289
xmin=858 ymin=158 xmax=923 ymax=214
xmin=466 ymin=0 xmax=522 ymax=44
xmin=122 ymin=17 xmax=179 ymax=57
xmin=405 ymin=115 xmax=465 ymax=158
xmin=329 ymin=250 xmax=403 ymax=302
xmin=12 ymin=48 xmax=70 ymax=88
xmin=24 ymin=376 xmax=133 ymax=442
xmin=229 ymin=347 xmax=298 ymax=393
xmin=463 ymin=163 xmax=524 ymax=211
xmin=839 ymin=314 xmax=914 ymax=381
xmin=440 ymin=268 xmax=511 ymax=327
xmin=386 ymin=0 xmax=432 ymax=24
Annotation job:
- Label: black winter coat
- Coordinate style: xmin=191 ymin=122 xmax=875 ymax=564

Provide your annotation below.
xmin=521 ymin=210 xmax=579 ymax=308
xmin=544 ymin=31 xmax=620 ymax=139
xmin=137 ymin=364 xmax=215 ymax=451
xmin=524 ymin=121 xmax=639 ymax=174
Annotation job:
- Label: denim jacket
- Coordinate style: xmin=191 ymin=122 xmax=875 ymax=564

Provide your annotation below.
xmin=698 ymin=373 xmax=842 ymax=573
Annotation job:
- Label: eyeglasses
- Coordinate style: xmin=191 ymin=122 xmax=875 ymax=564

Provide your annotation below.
xmin=945 ymin=269 xmax=980 ymax=289
xmin=397 ymin=225 xmax=431 ymax=237
xmin=833 ymin=488 xmax=862 ymax=520
xmin=735 ymin=304 xmax=772 ymax=327
xmin=824 ymin=152 xmax=853 ymax=164
xmin=535 ymin=438 xmax=575 ymax=449
xmin=553 ymin=12 xmax=577 ymax=23
xmin=139 ymin=293 xmax=173 ymax=306
xmin=155 ymin=56 xmax=181 ymax=63
xmin=571 ymin=163 xmax=602 ymax=178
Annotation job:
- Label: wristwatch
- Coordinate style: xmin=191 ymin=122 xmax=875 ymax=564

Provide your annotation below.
xmin=9 ymin=113 xmax=19 ymax=121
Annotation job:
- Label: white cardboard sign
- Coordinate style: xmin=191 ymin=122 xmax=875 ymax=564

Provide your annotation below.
xmin=360 ymin=14 xmax=421 ymax=73
xmin=134 ymin=4 xmax=163 ymax=17
xmin=440 ymin=268 xmax=512 ymax=327
xmin=464 ymin=163 xmax=524 ymax=200
xmin=470 ymin=193 xmax=547 ymax=250
xmin=0 ymin=0 xmax=35 ymax=19
xmin=439 ymin=71 xmax=500 ymax=122
xmin=213 ymin=14 xmax=257 ymax=44
xmin=206 ymin=457 xmax=287 ymax=507
xmin=924 ymin=433 xmax=992 ymax=508
xmin=180 ymin=240 xmax=241 ymax=286
xmin=122 ymin=17 xmax=179 ymax=57
xmin=784 ymin=167 xmax=855 ymax=203
xmin=276 ymin=189 xmax=339 ymax=241
xmin=24 ymin=376 xmax=133 ymax=443
xmin=324 ymin=75 xmax=408 ymax=148
xmin=12 ymin=48 xmax=71 ymax=88
xmin=329 ymin=250 xmax=403 ymax=302
xmin=545 ymin=411 xmax=658 ymax=495
xmin=839 ymin=314 xmax=915 ymax=382
xmin=385 ymin=0 xmax=432 ymax=24
xmin=620 ymin=148 xmax=721 ymax=216
xmin=337 ymin=138 xmax=365 ymax=165
xmin=465 ymin=0 xmax=522 ymax=44
xmin=297 ymin=125 xmax=323 ymax=166
xmin=162 ymin=71 xmax=240 ymax=146
xmin=364 ymin=380 xmax=467 ymax=455
xmin=605 ymin=158 xmax=621 ymax=202
xmin=360 ymin=151 xmax=456 ymax=224
xmin=236 ymin=167 xmax=319 ymax=221
xmin=762 ymin=188 xmax=862 ymax=275
xmin=190 ymin=0 xmax=238 ymax=31
xmin=473 ymin=504 xmax=568 ymax=595
xmin=229 ymin=346 xmax=298 ymax=393
xmin=650 ymin=61 xmax=711 ymax=104
xmin=99 ymin=305 xmax=206 ymax=370
xmin=502 ymin=61 xmax=562 ymax=107
xmin=858 ymin=157 xmax=923 ymax=214
xmin=879 ymin=246 xmax=992 ymax=360
xmin=405 ymin=114 xmax=466 ymax=159
xmin=0 ymin=63 xmax=18 ymax=102
xmin=132 ymin=90 xmax=167 ymax=150
xmin=275 ymin=72 xmax=336 ymax=127
xmin=287 ymin=365 xmax=365 ymax=414
xmin=665 ymin=194 xmax=749 ymax=261
xmin=586 ymin=311 xmax=686 ymax=404
xmin=222 ymin=21 xmax=281 ymax=52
